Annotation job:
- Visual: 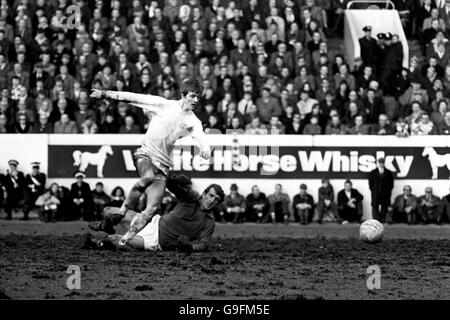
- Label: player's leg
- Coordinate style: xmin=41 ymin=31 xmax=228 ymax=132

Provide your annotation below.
xmin=118 ymin=150 xmax=156 ymax=217
xmin=119 ymin=178 xmax=166 ymax=245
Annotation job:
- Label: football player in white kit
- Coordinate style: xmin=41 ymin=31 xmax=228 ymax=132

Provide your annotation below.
xmin=90 ymin=79 xmax=211 ymax=246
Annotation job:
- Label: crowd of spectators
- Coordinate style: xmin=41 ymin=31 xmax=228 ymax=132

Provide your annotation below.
xmin=0 ymin=0 xmax=448 ymax=136
xmin=1 ymin=158 xmax=450 ymax=224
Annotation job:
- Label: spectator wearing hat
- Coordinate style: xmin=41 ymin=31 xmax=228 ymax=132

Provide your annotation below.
xmin=220 ymin=183 xmax=246 ymax=223
xmin=3 ymin=160 xmax=25 ymax=220
xmin=369 ymin=157 xmax=395 ymax=222
xmin=245 ymin=185 xmax=270 ymax=223
xmin=388 ymin=185 xmax=418 ymax=225
xmin=378 ymin=32 xmax=403 ymax=94
xmin=23 ymin=162 xmax=46 ymax=221
xmin=69 ymin=171 xmax=93 ymax=221
xmin=337 ymin=180 xmax=364 ymax=224
xmin=359 ymin=26 xmax=378 ymax=67
xmin=313 ymin=178 xmax=338 ymax=223
xmin=418 ymin=187 xmax=443 ymax=224
xmin=268 ymin=184 xmax=291 ymax=224
xmin=293 ymin=184 xmax=315 ymax=225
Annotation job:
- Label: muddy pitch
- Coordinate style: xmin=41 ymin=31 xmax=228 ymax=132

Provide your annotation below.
xmin=1 ymin=230 xmax=450 ymax=299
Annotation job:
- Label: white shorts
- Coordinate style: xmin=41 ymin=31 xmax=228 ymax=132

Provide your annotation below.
xmin=136 ymin=214 xmax=162 ymax=251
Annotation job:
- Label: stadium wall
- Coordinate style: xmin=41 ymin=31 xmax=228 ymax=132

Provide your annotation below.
xmin=1 ymin=134 xmax=450 ymax=220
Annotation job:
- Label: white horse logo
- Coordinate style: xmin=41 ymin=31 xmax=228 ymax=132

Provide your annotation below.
xmin=73 ymin=145 xmax=114 ymax=178
xmin=422 ymin=147 xmax=450 ymax=179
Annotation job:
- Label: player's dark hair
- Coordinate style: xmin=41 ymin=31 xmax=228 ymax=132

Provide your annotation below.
xmin=205 ymin=184 xmax=225 ymax=204
xmin=180 ymin=79 xmax=202 ymax=97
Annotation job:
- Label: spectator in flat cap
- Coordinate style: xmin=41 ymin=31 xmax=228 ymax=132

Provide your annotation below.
xmin=220 ymin=183 xmax=246 ymax=223
xmin=69 ymin=171 xmax=93 ymax=221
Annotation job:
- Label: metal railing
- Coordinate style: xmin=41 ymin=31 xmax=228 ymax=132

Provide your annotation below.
xmin=347 ymin=0 xmax=396 ymax=10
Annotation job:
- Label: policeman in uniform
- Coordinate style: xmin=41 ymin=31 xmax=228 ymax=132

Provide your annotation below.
xmin=359 ymin=26 xmax=378 ymax=67
xmin=4 ymin=160 xmax=26 ymax=220
xmin=380 ymin=33 xmax=403 ymax=95
xmin=23 ymin=162 xmax=47 ymax=220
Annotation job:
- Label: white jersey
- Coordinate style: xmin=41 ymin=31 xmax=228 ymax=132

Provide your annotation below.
xmin=105 ymin=91 xmax=209 ymax=172
xmin=139 ymin=100 xmax=205 ymax=169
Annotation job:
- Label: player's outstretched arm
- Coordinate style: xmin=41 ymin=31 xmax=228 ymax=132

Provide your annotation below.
xmin=190 ymin=119 xmax=211 ymax=160
xmin=90 ymin=89 xmax=168 ymax=114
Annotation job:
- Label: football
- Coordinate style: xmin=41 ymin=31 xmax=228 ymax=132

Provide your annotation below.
xmin=359 ymin=219 xmax=384 ymax=243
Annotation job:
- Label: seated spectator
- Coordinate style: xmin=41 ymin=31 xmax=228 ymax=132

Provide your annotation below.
xmin=92 ymin=182 xmax=110 ymax=221
xmin=325 ymin=115 xmax=346 ymax=134
xmin=69 ymin=171 xmax=93 ymax=221
xmin=286 ymin=113 xmax=304 ymax=134
xmin=362 ymin=88 xmax=385 ymax=125
xmin=256 ymin=87 xmax=282 ymax=124
xmin=292 ymin=184 xmax=315 ymax=225
xmin=342 ymin=101 xmax=361 ymax=127
xmin=0 ymin=113 xmax=10 ymax=133
xmin=49 ymin=182 xmax=71 ymax=221
xmin=99 ymin=112 xmax=120 ymax=134
xmin=442 ymin=186 xmax=450 ymax=224
xmin=432 ymin=111 xmax=450 ymax=135
xmin=297 ymin=89 xmax=318 ymax=117
xmin=418 ymin=187 xmax=443 ymax=224
xmin=302 ymin=115 xmax=322 ymax=135
xmin=371 ymin=114 xmax=395 ymax=135
xmin=268 ymin=184 xmax=291 ymax=224
xmin=411 ymin=113 xmax=434 ymax=135
xmin=313 ymin=178 xmax=338 ymax=223
xmin=388 ymin=185 xmax=418 ymax=225
xmin=337 ymin=180 xmax=364 ymax=224
xmin=31 ymin=114 xmax=54 ymax=133
xmin=395 ymin=118 xmax=410 ymax=137
xmin=54 ymin=113 xmax=78 ymax=134
xmin=119 ymin=115 xmax=141 ymax=134
xmin=204 ymin=114 xmax=224 ymax=134
xmin=405 ymin=101 xmax=424 ymax=127
xmin=345 ymin=115 xmax=370 ymax=134
xmin=35 ymin=189 xmax=60 ymax=223
xmin=245 ymin=185 xmax=270 ymax=223
xmin=110 ymin=186 xmax=125 ymax=208
xmin=245 ymin=117 xmax=267 ymax=134
xmin=267 ymin=115 xmax=285 ymax=134
xmin=220 ymin=183 xmax=246 ymax=223
xmin=81 ymin=115 xmax=99 ymax=134
xmin=13 ymin=114 xmax=32 ymax=133
xmin=430 ymin=100 xmax=449 ymax=126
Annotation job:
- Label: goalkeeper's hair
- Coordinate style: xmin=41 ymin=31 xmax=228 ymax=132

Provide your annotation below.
xmin=180 ymin=79 xmax=202 ymax=97
xmin=204 ymin=184 xmax=225 ymax=204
